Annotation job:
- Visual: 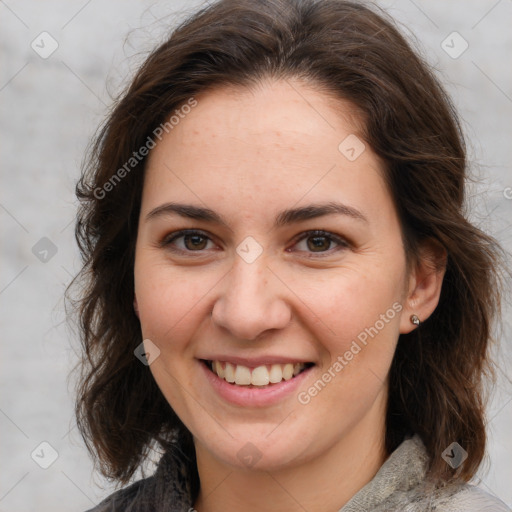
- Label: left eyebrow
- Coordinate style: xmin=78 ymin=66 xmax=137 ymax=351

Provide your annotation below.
xmin=274 ymin=201 xmax=368 ymax=227
xmin=145 ymin=201 xmax=368 ymax=227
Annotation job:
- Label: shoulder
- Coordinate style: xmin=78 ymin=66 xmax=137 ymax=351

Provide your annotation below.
xmin=437 ymin=483 xmax=511 ymax=512
xmin=82 ymin=443 xmax=193 ymax=512
xmin=83 ymin=476 xmax=155 ymax=512
xmin=396 ymin=481 xmax=511 ymax=512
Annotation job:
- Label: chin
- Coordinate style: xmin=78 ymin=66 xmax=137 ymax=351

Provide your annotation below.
xmin=194 ymin=420 xmax=317 ymax=473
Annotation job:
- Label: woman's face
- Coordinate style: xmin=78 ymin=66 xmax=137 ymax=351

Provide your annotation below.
xmin=134 ymin=79 xmax=413 ymax=471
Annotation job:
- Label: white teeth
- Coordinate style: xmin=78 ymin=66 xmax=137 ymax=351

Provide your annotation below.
xmin=224 ymin=362 xmax=235 ymax=383
xmin=234 ymin=365 xmax=252 ymax=385
xmin=251 ymin=366 xmax=270 ymax=386
xmin=269 ymin=364 xmax=283 ymax=383
xmin=209 ymin=360 xmax=308 ymax=386
xmin=282 ymin=363 xmax=294 ymax=381
xmin=293 ymin=363 xmax=303 ymax=376
xmin=214 ymin=360 xmax=225 ymax=379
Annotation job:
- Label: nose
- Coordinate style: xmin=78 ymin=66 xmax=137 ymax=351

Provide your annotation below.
xmin=211 ymin=255 xmax=292 ymax=341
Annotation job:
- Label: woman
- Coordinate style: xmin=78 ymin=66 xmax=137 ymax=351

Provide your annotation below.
xmin=71 ymin=0 xmax=509 ymax=510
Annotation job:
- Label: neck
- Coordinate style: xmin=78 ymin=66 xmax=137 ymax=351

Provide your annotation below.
xmin=193 ymin=394 xmax=388 ymax=512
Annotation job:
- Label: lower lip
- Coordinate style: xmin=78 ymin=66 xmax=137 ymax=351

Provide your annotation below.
xmin=200 ymin=361 xmax=313 ymax=407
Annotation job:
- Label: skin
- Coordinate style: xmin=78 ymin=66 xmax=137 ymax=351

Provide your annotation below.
xmin=133 ymin=78 xmax=445 ymax=511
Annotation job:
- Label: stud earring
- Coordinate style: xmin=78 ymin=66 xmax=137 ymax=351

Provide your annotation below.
xmin=410 ymin=314 xmax=420 ymax=326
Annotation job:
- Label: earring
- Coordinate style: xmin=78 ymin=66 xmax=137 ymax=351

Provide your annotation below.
xmin=410 ymin=314 xmax=420 ymax=326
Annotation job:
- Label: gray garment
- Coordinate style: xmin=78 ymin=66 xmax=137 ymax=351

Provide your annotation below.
xmin=339 ymin=435 xmax=510 ymax=512
xmin=86 ymin=434 xmax=510 ymax=511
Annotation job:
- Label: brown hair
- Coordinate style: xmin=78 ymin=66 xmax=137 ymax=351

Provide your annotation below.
xmin=70 ymin=0 xmax=504 ymax=489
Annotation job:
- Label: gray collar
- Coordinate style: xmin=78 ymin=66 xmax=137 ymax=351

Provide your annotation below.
xmin=339 ymin=434 xmax=430 ymax=511
xmin=88 ymin=434 xmax=510 ymax=511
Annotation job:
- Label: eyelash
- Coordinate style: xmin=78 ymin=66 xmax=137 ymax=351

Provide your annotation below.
xmin=159 ymin=229 xmax=350 ymax=257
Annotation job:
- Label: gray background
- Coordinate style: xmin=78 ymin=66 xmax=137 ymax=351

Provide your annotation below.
xmin=1 ymin=0 xmax=511 ymax=510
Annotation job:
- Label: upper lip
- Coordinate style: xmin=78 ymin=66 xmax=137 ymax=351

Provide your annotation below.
xmin=198 ymin=355 xmax=314 ymax=368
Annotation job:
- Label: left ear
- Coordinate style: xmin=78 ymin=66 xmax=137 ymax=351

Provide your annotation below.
xmin=133 ymin=293 xmax=140 ymax=318
xmin=400 ymin=238 xmax=447 ymax=334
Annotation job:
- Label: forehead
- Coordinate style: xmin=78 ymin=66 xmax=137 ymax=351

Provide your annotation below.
xmin=142 ymin=79 xmax=390 ymax=223
xmin=155 ymin=78 xmax=365 ymax=155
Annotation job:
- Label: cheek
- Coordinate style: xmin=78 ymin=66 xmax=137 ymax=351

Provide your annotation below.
xmin=297 ymin=265 xmax=404 ymax=343
xmin=134 ymin=257 xmax=212 ymax=349
xmin=296 ymin=273 xmax=403 ymax=412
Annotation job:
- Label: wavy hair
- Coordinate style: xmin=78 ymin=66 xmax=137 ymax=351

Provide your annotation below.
xmin=68 ymin=0 xmax=505 ymax=489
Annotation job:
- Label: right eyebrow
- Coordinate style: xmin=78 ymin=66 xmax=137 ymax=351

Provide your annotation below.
xmin=146 ymin=202 xmax=227 ymax=225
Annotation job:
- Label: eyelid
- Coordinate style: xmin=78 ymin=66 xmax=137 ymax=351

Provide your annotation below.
xmin=158 ymin=229 xmax=350 ymax=256
xmin=288 ymin=229 xmax=350 ymax=255
xmin=159 ymin=229 xmax=219 ymax=252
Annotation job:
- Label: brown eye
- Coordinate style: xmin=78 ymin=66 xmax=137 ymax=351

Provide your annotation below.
xmin=307 ymin=235 xmax=332 ymax=252
xmin=161 ymin=230 xmax=216 ymax=253
xmin=183 ymin=234 xmax=208 ymax=250
xmin=292 ymin=230 xmax=349 ymax=255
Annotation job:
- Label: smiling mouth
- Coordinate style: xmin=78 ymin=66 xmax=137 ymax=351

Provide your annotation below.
xmin=202 ymin=360 xmax=314 ymax=387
